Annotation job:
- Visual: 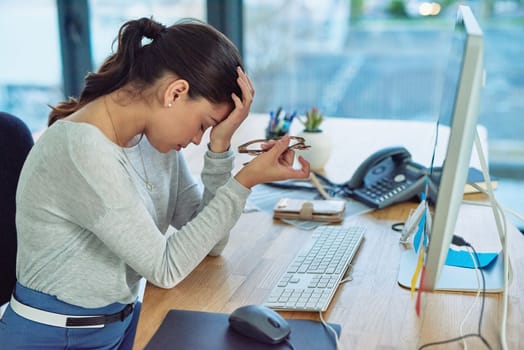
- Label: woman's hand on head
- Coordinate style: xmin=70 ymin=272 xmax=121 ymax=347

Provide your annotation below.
xmin=208 ymin=67 xmax=255 ymax=152
xmin=234 ymin=135 xmax=311 ymax=189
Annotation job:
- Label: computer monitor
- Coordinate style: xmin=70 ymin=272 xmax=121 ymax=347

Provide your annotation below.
xmin=423 ymin=4 xmax=484 ymax=290
xmin=398 ymin=5 xmax=505 ymax=292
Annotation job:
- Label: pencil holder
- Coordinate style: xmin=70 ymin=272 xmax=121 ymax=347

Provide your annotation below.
xmin=265 ymin=128 xmax=287 ymax=140
xmin=266 ymin=107 xmax=296 ymax=140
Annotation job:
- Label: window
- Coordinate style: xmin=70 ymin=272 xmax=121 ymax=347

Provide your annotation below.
xmin=244 ymin=1 xmax=523 ymax=148
xmin=0 ymin=0 xmax=205 ymax=133
xmin=0 ymin=0 xmax=62 ymax=133
xmin=244 ymin=0 xmax=524 ymax=225
xmin=89 ymin=0 xmax=205 ymax=68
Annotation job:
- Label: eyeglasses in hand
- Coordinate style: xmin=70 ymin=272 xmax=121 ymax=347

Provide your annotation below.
xmin=238 ymin=136 xmax=311 ymax=156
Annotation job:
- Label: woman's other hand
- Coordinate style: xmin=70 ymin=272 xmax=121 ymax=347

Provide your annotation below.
xmin=234 ymin=135 xmax=310 ymax=189
xmin=208 ymin=67 xmax=254 ymax=152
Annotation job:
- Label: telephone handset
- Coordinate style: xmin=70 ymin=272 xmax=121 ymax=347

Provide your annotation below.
xmin=345 ymin=146 xmax=428 ymax=208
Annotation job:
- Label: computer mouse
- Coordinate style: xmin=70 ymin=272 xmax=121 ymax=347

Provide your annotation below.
xmin=228 ymin=304 xmax=291 ymax=344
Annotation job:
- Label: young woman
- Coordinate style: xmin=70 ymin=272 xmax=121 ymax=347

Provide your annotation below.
xmin=0 ymin=17 xmax=309 ymax=349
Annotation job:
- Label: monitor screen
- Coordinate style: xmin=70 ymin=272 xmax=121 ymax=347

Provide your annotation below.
xmin=397 ymin=5 xmax=506 ymax=292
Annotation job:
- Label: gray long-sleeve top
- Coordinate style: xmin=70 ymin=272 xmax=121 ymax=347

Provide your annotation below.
xmin=15 ymin=120 xmax=250 ymax=308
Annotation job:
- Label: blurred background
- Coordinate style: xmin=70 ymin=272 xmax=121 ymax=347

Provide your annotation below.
xmin=0 ymin=0 xmax=522 ymax=227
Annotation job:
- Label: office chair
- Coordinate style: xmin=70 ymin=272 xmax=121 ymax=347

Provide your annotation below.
xmin=0 ymin=112 xmax=34 ymax=306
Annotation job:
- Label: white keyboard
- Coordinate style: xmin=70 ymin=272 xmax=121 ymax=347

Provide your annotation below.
xmin=264 ymin=225 xmax=365 ymax=312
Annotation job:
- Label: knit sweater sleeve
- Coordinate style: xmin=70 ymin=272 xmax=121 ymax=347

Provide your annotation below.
xmin=74 ymin=146 xmax=251 ymax=289
xmin=169 ymin=148 xmax=239 ymax=256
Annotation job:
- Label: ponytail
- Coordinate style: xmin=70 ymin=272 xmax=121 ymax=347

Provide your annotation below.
xmin=48 ymin=17 xmax=243 ymax=126
xmin=48 ymin=18 xmax=166 ymax=126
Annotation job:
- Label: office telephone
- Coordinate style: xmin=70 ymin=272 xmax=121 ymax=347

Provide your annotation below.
xmin=344 ymin=146 xmax=428 ymax=208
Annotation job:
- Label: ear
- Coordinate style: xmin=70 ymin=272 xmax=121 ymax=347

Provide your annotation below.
xmin=163 ymin=79 xmax=189 ymax=107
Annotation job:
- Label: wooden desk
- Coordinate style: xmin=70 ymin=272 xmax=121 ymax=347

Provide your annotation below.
xmin=133 ymin=115 xmax=523 ymax=349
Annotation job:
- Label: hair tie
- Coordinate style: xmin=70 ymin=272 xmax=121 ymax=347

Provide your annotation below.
xmin=140 ymin=18 xmax=166 ymax=41
xmin=153 ymin=24 xmax=167 ymax=40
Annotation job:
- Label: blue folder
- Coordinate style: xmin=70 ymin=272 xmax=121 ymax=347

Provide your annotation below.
xmin=145 ymin=309 xmax=341 ymax=350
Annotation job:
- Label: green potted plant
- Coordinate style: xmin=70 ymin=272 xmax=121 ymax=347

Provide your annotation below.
xmin=298 ymin=106 xmax=324 ymax=132
xmin=297 ymin=107 xmax=332 ymax=171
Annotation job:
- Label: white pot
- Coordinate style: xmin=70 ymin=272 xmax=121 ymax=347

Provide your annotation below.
xmin=296 ymin=130 xmax=332 ymax=171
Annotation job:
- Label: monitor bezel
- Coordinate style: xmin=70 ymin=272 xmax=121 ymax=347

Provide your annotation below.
xmin=422 ymin=4 xmax=485 ymax=291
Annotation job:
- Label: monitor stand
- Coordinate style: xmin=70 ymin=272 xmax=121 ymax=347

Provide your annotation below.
xmin=397 ymin=248 xmax=505 ymax=292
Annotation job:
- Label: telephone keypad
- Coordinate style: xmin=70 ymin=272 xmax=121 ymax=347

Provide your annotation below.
xmin=355 ymin=175 xmax=415 ymax=208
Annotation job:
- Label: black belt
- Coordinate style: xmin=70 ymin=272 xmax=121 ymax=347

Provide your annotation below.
xmin=65 ymin=303 xmax=134 ymax=327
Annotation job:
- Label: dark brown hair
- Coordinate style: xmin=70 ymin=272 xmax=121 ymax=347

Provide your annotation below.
xmin=49 ymin=17 xmax=243 ymax=126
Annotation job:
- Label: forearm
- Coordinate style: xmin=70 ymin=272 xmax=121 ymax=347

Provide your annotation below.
xmin=200 ymin=148 xmax=235 ymax=206
xmin=152 ymin=179 xmax=250 ymax=287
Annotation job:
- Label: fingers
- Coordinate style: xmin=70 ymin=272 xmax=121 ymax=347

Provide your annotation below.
xmin=208 ymin=68 xmax=254 ymax=152
xmin=227 ymin=67 xmax=254 ymax=116
xmin=235 ymin=137 xmax=310 ymax=188
xmin=271 ymin=137 xmax=310 ymax=178
xmin=228 ymin=67 xmax=254 ymax=120
xmin=277 ymin=154 xmax=310 ymax=180
xmin=295 ymin=156 xmax=311 ymax=176
xmin=231 ymin=93 xmax=242 ymax=109
xmin=235 ymin=67 xmax=254 ymax=114
xmin=237 ymin=66 xmax=255 ymax=99
xmin=269 ymin=135 xmax=291 ymax=155
xmin=261 ymin=139 xmax=276 ymax=151
xmin=280 ymin=148 xmax=295 ymax=166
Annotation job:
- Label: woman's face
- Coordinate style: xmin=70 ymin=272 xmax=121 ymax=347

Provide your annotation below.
xmin=147 ymin=95 xmax=231 ymax=153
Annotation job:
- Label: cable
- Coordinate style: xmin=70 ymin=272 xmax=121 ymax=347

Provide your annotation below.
xmin=264 ymin=171 xmax=354 ymax=199
xmin=317 ymin=264 xmax=355 ymax=350
xmin=459 ymin=247 xmax=481 ymax=350
xmin=419 ymin=334 xmax=489 ymax=350
xmin=463 ymin=193 xmax=511 ymax=350
xmin=319 ymin=310 xmax=341 ymax=350
xmin=502 ymin=207 xmax=524 ymax=225
xmin=418 ymin=237 xmax=492 ymax=350
xmin=391 ymin=222 xmax=404 ymax=232
xmin=340 ymin=263 xmax=355 ymax=284
xmin=474 ymin=131 xmax=511 ymax=350
xmin=463 ymin=185 xmax=524 ymax=225
xmin=453 ymin=237 xmax=491 ymax=349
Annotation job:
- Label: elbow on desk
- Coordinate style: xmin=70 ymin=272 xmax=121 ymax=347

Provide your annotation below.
xmin=208 ymin=236 xmax=229 ymax=256
xmin=146 ymin=234 xmax=230 ymax=288
xmin=150 ymin=281 xmax=178 ymax=289
xmin=147 ymin=273 xmax=182 ymax=290
xmin=208 ymin=250 xmax=223 ymax=257
xmin=147 ymin=262 xmax=190 ymax=289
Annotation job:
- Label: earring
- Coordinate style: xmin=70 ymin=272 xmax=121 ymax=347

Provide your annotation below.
xmin=167 ymin=103 xmax=172 ymax=108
